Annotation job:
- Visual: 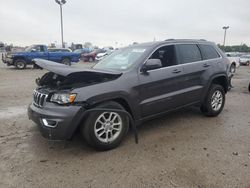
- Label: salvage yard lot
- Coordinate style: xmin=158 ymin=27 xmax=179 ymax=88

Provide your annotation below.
xmin=0 ymin=59 xmax=250 ymax=188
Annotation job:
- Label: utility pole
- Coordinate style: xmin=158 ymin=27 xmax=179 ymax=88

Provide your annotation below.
xmin=55 ymin=0 xmax=66 ymax=48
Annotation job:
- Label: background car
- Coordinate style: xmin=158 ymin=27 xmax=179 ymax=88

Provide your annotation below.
xmin=225 ymin=53 xmax=240 ymax=73
xmin=95 ymin=47 xmax=114 ymax=61
xmin=81 ymin=50 xmax=97 ymax=62
xmin=239 ymin=55 xmax=250 ymax=66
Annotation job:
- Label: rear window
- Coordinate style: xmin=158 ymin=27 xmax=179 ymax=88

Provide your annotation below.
xmin=177 ymin=44 xmax=202 ymax=64
xmin=200 ymin=44 xmax=220 ymax=60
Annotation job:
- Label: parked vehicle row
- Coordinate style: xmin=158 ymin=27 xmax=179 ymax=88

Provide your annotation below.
xmin=2 ymin=45 xmax=80 ymax=69
xmin=28 ymin=39 xmax=230 ymax=150
xmin=76 ymin=46 xmax=114 ymax=62
xmin=239 ymin=55 xmax=250 ymax=66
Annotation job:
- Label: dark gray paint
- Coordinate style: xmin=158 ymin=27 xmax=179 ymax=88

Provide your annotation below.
xmin=28 ymin=39 xmax=230 ymax=140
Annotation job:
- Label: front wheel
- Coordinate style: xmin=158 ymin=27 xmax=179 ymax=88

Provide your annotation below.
xmin=61 ymin=58 xmax=71 ymax=66
xmin=230 ymin=63 xmax=236 ymax=73
xmin=201 ymin=84 xmax=225 ymax=117
xmin=89 ymin=57 xmax=94 ymax=62
xmin=82 ymin=101 xmax=129 ymax=150
xmin=15 ymin=59 xmax=27 ymax=69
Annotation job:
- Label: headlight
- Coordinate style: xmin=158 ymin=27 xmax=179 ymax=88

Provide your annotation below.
xmin=6 ymin=54 xmax=13 ymax=58
xmin=50 ymin=93 xmax=76 ymax=104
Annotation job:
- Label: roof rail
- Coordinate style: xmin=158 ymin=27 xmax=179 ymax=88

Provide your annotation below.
xmin=165 ymin=39 xmax=175 ymax=41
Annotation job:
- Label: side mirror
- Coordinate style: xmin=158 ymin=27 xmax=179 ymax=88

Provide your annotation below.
xmin=31 ymin=49 xmax=37 ymax=52
xmin=141 ymin=59 xmax=162 ymax=73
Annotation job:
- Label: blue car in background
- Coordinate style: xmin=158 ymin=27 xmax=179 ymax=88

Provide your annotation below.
xmin=2 ymin=44 xmax=80 ymax=69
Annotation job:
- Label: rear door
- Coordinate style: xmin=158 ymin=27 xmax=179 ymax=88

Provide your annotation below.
xmin=138 ymin=45 xmax=186 ymax=118
xmin=175 ymin=43 xmax=216 ymax=105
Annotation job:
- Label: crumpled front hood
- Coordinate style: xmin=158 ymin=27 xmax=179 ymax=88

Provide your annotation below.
xmin=34 ymin=58 xmax=122 ymax=77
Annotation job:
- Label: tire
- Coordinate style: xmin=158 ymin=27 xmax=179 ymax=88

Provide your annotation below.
xmin=229 ymin=63 xmax=236 ymax=73
xmin=201 ymin=84 xmax=225 ymax=117
xmin=82 ymin=101 xmax=129 ymax=150
xmin=89 ymin=57 xmax=94 ymax=62
xmin=61 ymin=58 xmax=71 ymax=66
xmin=246 ymin=61 xmax=250 ymax=66
xmin=15 ymin=59 xmax=26 ymax=69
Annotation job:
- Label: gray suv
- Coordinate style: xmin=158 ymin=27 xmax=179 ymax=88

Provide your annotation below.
xmin=28 ymin=39 xmax=229 ymax=150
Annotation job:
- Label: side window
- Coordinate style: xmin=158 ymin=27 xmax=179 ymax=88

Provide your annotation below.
xmin=200 ymin=44 xmax=220 ymax=60
xmin=40 ymin=46 xmax=45 ymax=52
xmin=34 ymin=46 xmax=41 ymax=52
xmin=149 ymin=45 xmax=177 ymax=67
xmin=177 ymin=44 xmax=202 ymax=64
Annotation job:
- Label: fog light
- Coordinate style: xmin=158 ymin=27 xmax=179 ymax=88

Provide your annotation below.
xmin=42 ymin=118 xmax=58 ymax=128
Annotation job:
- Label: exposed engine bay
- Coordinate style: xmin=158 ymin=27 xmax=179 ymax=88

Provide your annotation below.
xmin=36 ymin=71 xmax=121 ymax=89
xmin=34 ymin=58 xmax=122 ymax=89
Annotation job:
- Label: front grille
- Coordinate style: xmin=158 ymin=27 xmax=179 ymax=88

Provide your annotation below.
xmin=33 ymin=90 xmax=48 ymax=107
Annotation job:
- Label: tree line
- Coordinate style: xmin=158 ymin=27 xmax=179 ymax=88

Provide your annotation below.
xmin=218 ymin=44 xmax=250 ymax=52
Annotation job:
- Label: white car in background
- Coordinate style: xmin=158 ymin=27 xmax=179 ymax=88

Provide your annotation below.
xmin=225 ymin=53 xmax=240 ymax=73
xmin=95 ymin=47 xmax=114 ymax=61
xmin=239 ymin=55 xmax=250 ymax=66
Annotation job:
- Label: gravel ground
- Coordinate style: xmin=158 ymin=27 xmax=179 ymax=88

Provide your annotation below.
xmin=0 ymin=59 xmax=250 ymax=188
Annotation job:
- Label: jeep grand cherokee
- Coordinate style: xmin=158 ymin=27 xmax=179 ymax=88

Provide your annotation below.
xmin=28 ymin=39 xmax=229 ymax=150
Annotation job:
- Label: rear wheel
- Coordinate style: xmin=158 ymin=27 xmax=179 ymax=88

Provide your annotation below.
xmin=201 ymin=84 xmax=225 ymax=117
xmin=15 ymin=59 xmax=26 ymax=69
xmin=230 ymin=63 xmax=236 ymax=73
xmin=89 ymin=57 xmax=94 ymax=62
xmin=61 ymin=58 xmax=71 ymax=66
xmin=82 ymin=101 xmax=129 ymax=150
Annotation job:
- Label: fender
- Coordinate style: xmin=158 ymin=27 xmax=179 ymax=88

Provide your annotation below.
xmin=13 ymin=56 xmax=27 ymax=63
xmin=201 ymin=73 xmax=229 ymax=102
xmin=85 ymin=92 xmax=139 ymax=120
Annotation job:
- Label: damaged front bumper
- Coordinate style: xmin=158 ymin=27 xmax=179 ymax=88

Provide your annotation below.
xmin=2 ymin=57 xmax=14 ymax=65
xmin=28 ymin=102 xmax=85 ymax=140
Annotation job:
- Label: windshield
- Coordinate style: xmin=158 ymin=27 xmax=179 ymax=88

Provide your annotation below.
xmin=93 ymin=47 xmax=146 ymax=71
xmin=25 ymin=45 xmax=35 ymax=52
xmin=74 ymin=49 xmax=82 ymax=53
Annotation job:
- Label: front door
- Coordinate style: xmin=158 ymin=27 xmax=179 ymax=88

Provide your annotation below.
xmin=138 ymin=45 xmax=185 ymax=118
xmin=30 ymin=45 xmax=48 ymax=60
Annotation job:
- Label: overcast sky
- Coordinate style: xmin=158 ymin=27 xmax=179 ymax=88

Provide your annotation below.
xmin=0 ymin=0 xmax=250 ymax=47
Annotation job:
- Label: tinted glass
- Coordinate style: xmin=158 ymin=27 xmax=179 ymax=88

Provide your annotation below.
xmin=177 ymin=44 xmax=202 ymax=64
xmin=150 ymin=45 xmax=177 ymax=67
xmin=200 ymin=44 xmax=220 ymax=60
xmin=94 ymin=47 xmax=146 ymax=71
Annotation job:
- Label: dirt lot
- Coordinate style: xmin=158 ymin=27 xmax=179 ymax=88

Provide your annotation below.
xmin=0 ymin=59 xmax=250 ymax=188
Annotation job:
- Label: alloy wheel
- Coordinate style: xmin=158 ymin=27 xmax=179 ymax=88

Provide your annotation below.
xmin=94 ymin=112 xmax=122 ymax=143
xmin=211 ymin=90 xmax=223 ymax=111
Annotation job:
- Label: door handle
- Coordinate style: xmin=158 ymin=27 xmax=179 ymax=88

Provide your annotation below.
xmin=172 ymin=69 xmax=181 ymax=73
xmin=203 ymin=63 xmax=210 ymax=67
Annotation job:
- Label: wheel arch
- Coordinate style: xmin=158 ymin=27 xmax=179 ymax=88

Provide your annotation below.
xmin=13 ymin=56 xmax=27 ymax=63
xmin=208 ymin=75 xmax=229 ymax=93
xmin=88 ymin=97 xmax=134 ymax=118
xmin=231 ymin=62 xmax=236 ymax=66
xmin=61 ymin=56 xmax=71 ymax=61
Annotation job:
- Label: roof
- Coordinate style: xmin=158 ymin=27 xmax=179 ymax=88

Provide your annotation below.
xmin=131 ymin=39 xmax=214 ymax=48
